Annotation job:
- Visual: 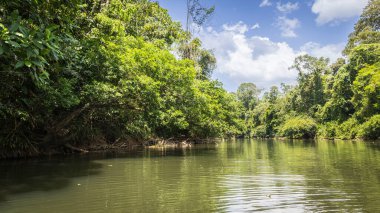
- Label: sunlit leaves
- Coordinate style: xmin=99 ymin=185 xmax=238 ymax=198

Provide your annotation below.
xmin=352 ymin=62 xmax=380 ymax=119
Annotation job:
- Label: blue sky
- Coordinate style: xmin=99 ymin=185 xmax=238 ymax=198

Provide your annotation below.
xmin=157 ymin=0 xmax=369 ymax=91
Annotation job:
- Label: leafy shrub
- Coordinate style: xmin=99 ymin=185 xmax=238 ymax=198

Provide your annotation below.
xmin=279 ymin=116 xmax=317 ymax=139
xmin=358 ymin=115 xmax=380 ymax=139
xmin=336 ymin=118 xmax=359 ymax=139
xmin=318 ymin=122 xmax=339 ymax=139
xmin=253 ymin=125 xmax=266 ymax=138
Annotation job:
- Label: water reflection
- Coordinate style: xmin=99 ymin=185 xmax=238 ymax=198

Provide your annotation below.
xmin=219 ymin=174 xmax=310 ymax=212
xmin=0 ymin=156 xmax=103 ymax=203
xmin=0 ymin=139 xmax=379 ymax=212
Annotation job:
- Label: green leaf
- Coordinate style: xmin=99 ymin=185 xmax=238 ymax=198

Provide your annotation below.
xmin=33 ymin=48 xmax=39 ymax=55
xmin=15 ymin=32 xmax=24 ymax=38
xmin=15 ymin=61 xmax=24 ymax=69
xmin=0 ymin=46 xmax=3 ymax=55
xmin=18 ymin=26 xmax=27 ymax=36
xmin=34 ymin=41 xmax=43 ymax=49
xmin=47 ymin=24 xmax=59 ymax=31
xmin=9 ymin=23 xmax=19 ymax=32
xmin=27 ymin=49 xmax=33 ymax=58
xmin=45 ymin=29 xmax=51 ymax=39
xmin=41 ymin=70 xmax=49 ymax=78
xmin=32 ymin=60 xmax=43 ymax=67
xmin=7 ymin=41 xmax=20 ymax=48
xmin=52 ymin=51 xmax=59 ymax=60
xmin=25 ymin=61 xmax=32 ymax=67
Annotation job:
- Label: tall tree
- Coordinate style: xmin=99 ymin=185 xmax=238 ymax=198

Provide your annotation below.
xmin=186 ymin=0 xmax=215 ymax=33
xmin=344 ymin=0 xmax=380 ymax=55
xmin=237 ymin=83 xmax=261 ymax=110
xmin=178 ymin=38 xmax=216 ymax=79
xmin=180 ymin=0 xmax=216 ymax=79
xmin=290 ymin=55 xmax=329 ymax=116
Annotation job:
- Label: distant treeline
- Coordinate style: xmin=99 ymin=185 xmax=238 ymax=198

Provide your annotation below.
xmin=237 ymin=0 xmax=380 ymax=140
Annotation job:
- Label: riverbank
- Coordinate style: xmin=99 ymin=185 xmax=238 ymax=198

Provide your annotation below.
xmin=0 ymin=137 xmax=222 ymax=159
xmin=4 ymin=135 xmax=380 ymax=160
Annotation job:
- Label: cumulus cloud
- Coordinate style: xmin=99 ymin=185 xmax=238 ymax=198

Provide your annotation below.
xmin=197 ymin=22 xmax=345 ymax=91
xmin=300 ymin=42 xmax=345 ymax=62
xmin=276 ymin=2 xmax=299 ymax=13
xmin=199 ymin=22 xmax=300 ymax=90
xmin=260 ymin=0 xmax=272 ymax=7
xmin=312 ymin=0 xmax=369 ymax=25
xmin=276 ymin=16 xmax=300 ymax=38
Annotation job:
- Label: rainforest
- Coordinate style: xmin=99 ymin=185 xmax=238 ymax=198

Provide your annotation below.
xmin=0 ymin=0 xmax=379 ymax=158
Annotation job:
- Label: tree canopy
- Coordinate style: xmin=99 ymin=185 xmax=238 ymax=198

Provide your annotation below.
xmin=0 ymin=0 xmax=243 ymax=157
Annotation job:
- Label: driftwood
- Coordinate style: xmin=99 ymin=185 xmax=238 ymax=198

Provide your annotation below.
xmin=64 ymin=143 xmax=89 ymax=153
xmin=50 ymin=103 xmax=91 ymax=135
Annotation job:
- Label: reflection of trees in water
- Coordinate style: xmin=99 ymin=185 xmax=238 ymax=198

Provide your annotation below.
xmin=213 ymin=139 xmax=380 ymax=212
xmin=123 ymin=143 xmax=226 ymax=212
xmin=0 ymin=156 xmax=103 ymax=203
xmin=0 ymin=139 xmax=379 ymax=212
xmin=269 ymin=140 xmax=380 ymax=212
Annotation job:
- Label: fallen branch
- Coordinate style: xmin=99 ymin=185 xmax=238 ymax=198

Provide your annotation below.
xmin=64 ymin=143 xmax=89 ymax=153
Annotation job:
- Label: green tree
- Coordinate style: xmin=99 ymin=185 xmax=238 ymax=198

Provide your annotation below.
xmin=352 ymin=62 xmax=380 ymax=119
xmin=237 ymin=83 xmax=260 ymax=110
xmin=344 ymin=0 xmax=380 ymax=55
xmin=290 ymin=55 xmax=329 ymax=117
xmin=178 ymin=38 xmax=216 ymax=79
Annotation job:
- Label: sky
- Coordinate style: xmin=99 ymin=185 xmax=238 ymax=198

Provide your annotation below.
xmin=157 ymin=0 xmax=369 ymax=91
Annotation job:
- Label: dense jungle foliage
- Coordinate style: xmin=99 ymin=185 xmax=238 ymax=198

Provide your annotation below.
xmin=0 ymin=0 xmax=379 ymax=158
xmin=0 ymin=0 xmax=244 ymax=157
xmin=238 ymin=0 xmax=380 ymax=140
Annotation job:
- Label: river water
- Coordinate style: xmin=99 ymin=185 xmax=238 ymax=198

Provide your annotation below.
xmin=1 ymin=139 xmax=380 ymax=212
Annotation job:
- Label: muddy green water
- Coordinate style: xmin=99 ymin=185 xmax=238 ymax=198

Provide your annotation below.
xmin=1 ymin=139 xmax=380 ymax=212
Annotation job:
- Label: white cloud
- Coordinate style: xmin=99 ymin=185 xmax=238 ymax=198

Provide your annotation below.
xmin=222 ymin=21 xmax=249 ymax=34
xmin=276 ymin=2 xmax=299 ymax=13
xmin=312 ymin=0 xmax=369 ymax=25
xmin=197 ymin=22 xmax=346 ymax=91
xmin=251 ymin=23 xmax=260 ymax=30
xmin=199 ymin=22 xmax=300 ymax=90
xmin=275 ymin=2 xmax=300 ymax=38
xmin=300 ymin=42 xmax=345 ymax=62
xmin=260 ymin=0 xmax=272 ymax=7
xmin=276 ymin=16 xmax=300 ymax=38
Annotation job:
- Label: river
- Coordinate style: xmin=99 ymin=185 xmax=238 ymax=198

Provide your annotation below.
xmin=1 ymin=139 xmax=380 ymax=212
